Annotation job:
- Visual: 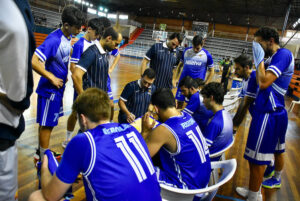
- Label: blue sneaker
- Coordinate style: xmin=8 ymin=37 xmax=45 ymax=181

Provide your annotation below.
xmin=264 ymin=164 xmax=275 ymax=178
xmin=262 ymin=177 xmax=281 ymax=189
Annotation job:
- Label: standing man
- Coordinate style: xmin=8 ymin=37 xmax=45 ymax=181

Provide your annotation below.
xmin=32 ymin=6 xmax=84 ymax=160
xmin=0 ymin=1 xmax=35 ymax=200
xmin=174 ymin=35 xmax=214 ymax=109
xmin=29 ymin=88 xmax=161 ymax=201
xmin=237 ymin=27 xmax=294 ymax=201
xmin=200 ymin=82 xmax=234 ymax=160
xmin=118 ymin=68 xmax=156 ymax=123
xmin=63 ymin=18 xmax=105 ymax=148
xmin=178 ymin=76 xmax=213 ymax=133
xmin=72 ymin=27 xmax=122 ymax=99
xmin=141 ymin=33 xmax=183 ymax=89
xmin=142 ymin=88 xmax=211 ymax=189
xmin=221 ymin=58 xmax=233 ymax=94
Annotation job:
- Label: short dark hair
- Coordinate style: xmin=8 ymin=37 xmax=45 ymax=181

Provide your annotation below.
xmin=61 ymin=5 xmax=85 ymax=28
xmin=254 ymin=26 xmax=280 ymax=44
xmin=102 ymin=27 xmax=118 ymax=40
xmin=200 ymin=82 xmax=224 ymax=105
xmin=142 ymin=68 xmax=156 ymax=79
xmin=88 ymin=18 xmax=104 ymax=36
xmin=169 ymin=32 xmax=183 ymax=44
xmin=178 ymin=76 xmax=198 ymax=89
xmin=194 ymin=78 xmax=205 ymax=88
xmin=99 ymin=17 xmax=111 ymax=29
xmin=72 ymin=88 xmax=110 ymax=122
xmin=234 ymin=54 xmax=253 ymax=69
xmin=151 ymin=88 xmax=176 ymax=110
xmin=192 ymin=35 xmax=204 ymax=47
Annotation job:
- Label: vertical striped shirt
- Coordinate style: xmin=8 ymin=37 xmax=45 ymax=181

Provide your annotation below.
xmin=145 ymin=42 xmax=179 ymax=89
xmin=76 ymin=41 xmax=109 ymax=91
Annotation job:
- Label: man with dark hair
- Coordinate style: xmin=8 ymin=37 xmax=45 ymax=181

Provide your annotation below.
xmin=63 ymin=17 xmax=107 ymax=148
xmin=236 ymin=26 xmax=294 ymax=201
xmin=32 ymin=5 xmax=84 ymax=161
xmin=72 ymin=27 xmax=122 ymax=97
xmin=0 ymin=1 xmax=35 ymax=200
xmin=29 ymin=88 xmax=161 ymax=201
xmin=142 ymin=88 xmax=211 ymax=190
xmin=141 ymin=32 xmax=183 ymax=89
xmin=221 ymin=57 xmax=233 ymax=93
xmin=179 ymin=76 xmax=213 ymax=132
xmin=174 ymin=35 xmax=214 ymax=109
xmin=200 ymin=82 xmax=234 ymax=160
xmin=118 ymin=68 xmax=156 ymax=123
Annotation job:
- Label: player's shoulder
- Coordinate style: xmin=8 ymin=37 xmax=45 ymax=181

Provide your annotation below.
xmin=73 ymin=37 xmax=85 ymax=47
xmin=273 ymin=48 xmax=293 ymax=59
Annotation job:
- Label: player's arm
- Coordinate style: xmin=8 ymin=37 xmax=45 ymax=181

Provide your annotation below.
xmin=109 ymin=54 xmax=120 ymax=74
xmin=232 ymin=96 xmax=255 ymax=130
xmin=205 ymin=67 xmax=215 ymax=84
xmin=141 ymin=58 xmax=150 ymax=75
xmin=173 ymin=61 xmax=183 ymax=87
xmin=40 ymin=155 xmax=72 ymax=201
xmin=71 ymin=67 xmax=85 ymax=95
xmin=119 ymin=98 xmax=135 ymax=123
xmin=141 ymin=113 xmax=176 ymax=157
xmin=32 ymin=54 xmax=63 ymax=88
xmin=256 ymin=62 xmax=277 ymax=89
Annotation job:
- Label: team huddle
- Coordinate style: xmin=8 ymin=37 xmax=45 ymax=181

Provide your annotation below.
xmin=26 ymin=5 xmax=294 ymax=201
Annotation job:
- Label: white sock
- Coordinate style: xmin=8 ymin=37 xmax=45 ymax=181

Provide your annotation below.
xmin=247 ymin=190 xmax=259 ymax=201
xmin=66 ymin=130 xmax=73 ymax=141
xmin=274 ymin=170 xmax=282 ymax=180
xmin=39 ymin=147 xmax=46 ymax=161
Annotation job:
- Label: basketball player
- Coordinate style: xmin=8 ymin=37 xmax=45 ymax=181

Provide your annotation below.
xmin=237 ymin=27 xmax=294 ymax=201
xmin=63 ymin=18 xmax=105 ymax=148
xmin=142 ymin=88 xmax=211 ymax=189
xmin=32 ymin=5 xmax=84 ymax=160
xmin=174 ymin=35 xmax=214 ymax=109
xmin=28 ymin=88 xmax=161 ymax=201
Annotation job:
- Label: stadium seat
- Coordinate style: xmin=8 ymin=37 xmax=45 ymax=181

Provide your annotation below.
xmin=209 ymin=137 xmax=235 ymax=160
xmin=288 ymin=100 xmax=300 ymax=112
xmin=160 ymin=159 xmax=237 ymax=201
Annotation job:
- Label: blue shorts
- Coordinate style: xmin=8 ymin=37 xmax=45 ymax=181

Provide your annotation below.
xmin=175 ymin=87 xmax=185 ymax=102
xmin=37 ymin=94 xmax=63 ymax=127
xmin=107 ymin=76 xmax=113 ymax=100
xmin=244 ymin=108 xmax=288 ymax=165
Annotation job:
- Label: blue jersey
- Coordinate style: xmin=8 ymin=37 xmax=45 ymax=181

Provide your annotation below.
xmin=70 ymin=37 xmax=93 ymax=64
xmin=35 ymin=29 xmax=71 ymax=98
xmin=204 ymin=109 xmax=233 ymax=155
xmin=159 ymin=112 xmax=211 ymax=189
xmin=255 ymin=48 xmax=294 ymax=113
xmin=179 ymin=47 xmax=214 ymax=81
xmin=183 ymin=92 xmax=213 ymax=133
xmin=240 ymin=70 xmax=258 ymax=115
xmin=56 ymin=123 xmax=161 ymax=201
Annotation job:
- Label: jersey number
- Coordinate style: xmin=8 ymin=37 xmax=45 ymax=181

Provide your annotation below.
xmin=114 ymin=132 xmax=155 ymax=183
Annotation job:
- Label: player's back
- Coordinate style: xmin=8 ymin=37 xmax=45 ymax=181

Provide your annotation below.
xmin=159 ymin=112 xmax=211 ymax=189
xmin=83 ymin=123 xmax=161 ymax=201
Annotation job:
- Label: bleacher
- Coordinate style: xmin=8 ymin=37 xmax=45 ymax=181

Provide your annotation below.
xmin=31 ymin=6 xmax=61 ymax=28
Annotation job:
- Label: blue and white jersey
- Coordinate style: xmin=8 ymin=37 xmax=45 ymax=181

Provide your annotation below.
xmin=255 ymin=48 xmax=294 ymax=113
xmin=35 ymin=29 xmax=71 ymax=98
xmin=110 ymin=48 xmax=119 ymax=57
xmin=183 ymin=92 xmax=213 ymax=133
xmin=179 ymin=47 xmax=214 ymax=81
xmin=204 ymin=109 xmax=233 ymax=155
xmin=56 ymin=123 xmax=161 ymax=201
xmin=159 ymin=112 xmax=211 ymax=189
xmin=70 ymin=37 xmax=93 ymax=64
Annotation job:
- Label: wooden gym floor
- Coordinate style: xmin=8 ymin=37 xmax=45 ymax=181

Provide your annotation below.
xmin=17 ymin=57 xmax=300 ymax=201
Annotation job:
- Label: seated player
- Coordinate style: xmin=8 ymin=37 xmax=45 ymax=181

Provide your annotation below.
xmin=118 ymin=68 xmax=156 ymax=123
xmin=200 ymin=82 xmax=234 ymax=160
xmin=179 ymin=76 xmax=213 ymax=133
xmin=142 ymin=88 xmax=211 ymax=189
xmin=28 ymin=88 xmax=161 ymax=201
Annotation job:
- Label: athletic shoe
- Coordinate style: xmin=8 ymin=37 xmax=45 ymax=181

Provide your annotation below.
xmin=264 ymin=164 xmax=275 ymax=178
xmin=34 ymin=149 xmax=62 ymax=162
xmin=62 ymin=140 xmax=70 ymax=149
xmin=236 ymin=187 xmax=262 ymax=201
xmin=262 ymin=177 xmax=281 ymax=189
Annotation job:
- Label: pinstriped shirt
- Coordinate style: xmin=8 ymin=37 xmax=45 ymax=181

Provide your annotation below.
xmin=145 ymin=42 xmax=179 ymax=89
xmin=76 ymin=41 xmax=109 ymax=91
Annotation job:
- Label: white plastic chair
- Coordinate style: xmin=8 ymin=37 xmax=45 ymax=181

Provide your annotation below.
xmin=209 ymin=137 xmax=235 ymax=161
xmin=288 ymin=100 xmax=300 ymax=112
xmin=160 ymin=159 xmax=237 ymax=201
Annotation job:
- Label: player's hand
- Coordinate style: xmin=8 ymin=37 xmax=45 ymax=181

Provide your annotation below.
xmin=126 ymin=113 xmax=135 ymax=123
xmin=49 ymin=73 xmax=64 ymax=89
xmin=142 ymin=112 xmax=156 ymax=134
xmin=172 ymin=80 xmax=178 ymax=88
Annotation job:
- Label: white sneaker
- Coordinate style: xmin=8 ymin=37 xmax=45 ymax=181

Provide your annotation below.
xmin=236 ymin=187 xmax=262 ymax=201
xmin=62 ymin=140 xmax=69 ymax=149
